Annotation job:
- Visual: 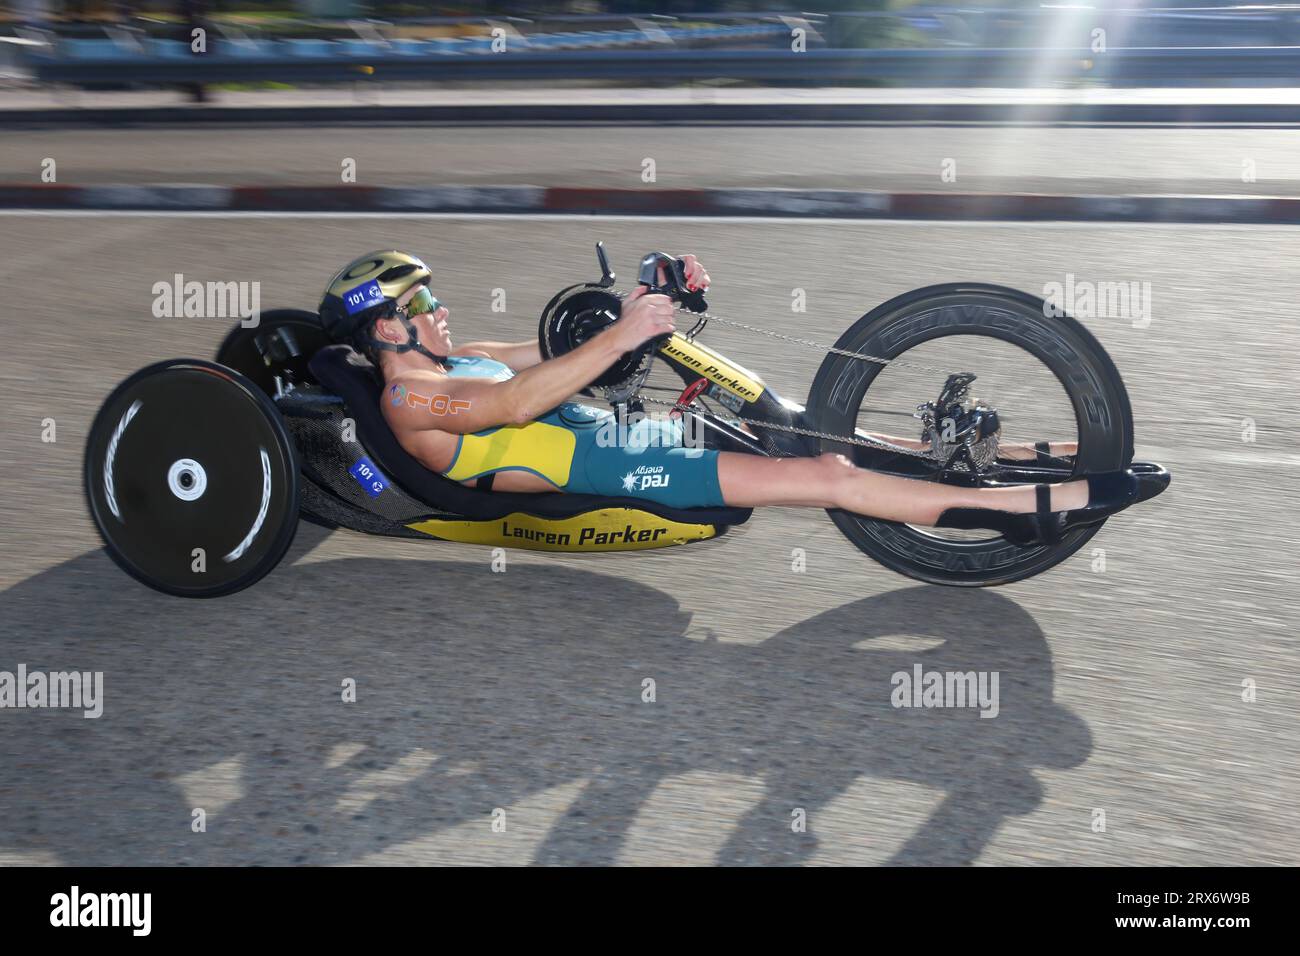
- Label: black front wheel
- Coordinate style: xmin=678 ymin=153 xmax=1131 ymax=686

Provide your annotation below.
xmin=807 ymin=283 xmax=1134 ymax=587
xmin=215 ymin=308 xmax=328 ymax=397
xmin=84 ymin=360 xmax=299 ymax=598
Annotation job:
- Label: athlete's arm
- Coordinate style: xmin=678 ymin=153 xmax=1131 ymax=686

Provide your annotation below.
xmin=387 ymin=287 xmax=676 ymax=435
xmin=450 ymin=339 xmax=543 ymax=370
xmin=450 ymin=255 xmax=706 ymax=370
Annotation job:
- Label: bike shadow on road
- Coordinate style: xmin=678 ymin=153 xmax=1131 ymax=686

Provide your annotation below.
xmin=0 ymin=528 xmax=1091 ymax=866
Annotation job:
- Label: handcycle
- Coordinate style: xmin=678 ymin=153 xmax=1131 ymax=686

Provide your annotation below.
xmin=84 ymin=243 xmax=1168 ymax=597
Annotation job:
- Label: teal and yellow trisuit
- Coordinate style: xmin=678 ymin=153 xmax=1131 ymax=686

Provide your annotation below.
xmin=433 ymin=355 xmax=724 ymax=509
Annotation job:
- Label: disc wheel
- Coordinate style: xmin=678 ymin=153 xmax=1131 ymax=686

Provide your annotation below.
xmin=538 ymin=286 xmax=638 ymax=389
xmin=807 ymin=283 xmax=1134 ymax=587
xmin=215 ymin=308 xmax=328 ymax=397
xmin=84 ymin=360 xmax=299 ymax=598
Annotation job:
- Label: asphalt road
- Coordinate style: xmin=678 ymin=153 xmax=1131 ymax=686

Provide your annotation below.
xmin=0 ymin=213 xmax=1297 ymax=866
xmin=5 ymin=124 xmax=1300 ymax=197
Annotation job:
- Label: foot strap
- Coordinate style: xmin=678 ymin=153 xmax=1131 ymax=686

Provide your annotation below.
xmin=1034 ymin=441 xmax=1052 ymax=465
xmin=1035 ymin=483 xmax=1061 ymax=544
xmin=933 ymin=505 xmax=1035 ymax=546
xmin=933 ymin=483 xmax=1058 ymax=546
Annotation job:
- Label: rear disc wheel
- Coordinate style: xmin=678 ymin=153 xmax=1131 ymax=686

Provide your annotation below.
xmin=84 ymin=359 xmax=299 ymax=597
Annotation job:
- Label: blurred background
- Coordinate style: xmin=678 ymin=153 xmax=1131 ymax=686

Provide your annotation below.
xmin=4 ymin=1 xmax=1300 ymax=93
xmin=2 ymin=3 xmax=1298 ymax=868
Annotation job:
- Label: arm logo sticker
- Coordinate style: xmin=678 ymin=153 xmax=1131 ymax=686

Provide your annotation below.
xmin=389 ymin=383 xmax=472 ymax=416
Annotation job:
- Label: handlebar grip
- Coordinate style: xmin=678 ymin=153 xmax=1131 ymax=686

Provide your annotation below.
xmin=638 ymin=251 xmax=708 ymax=314
xmin=636 ymin=251 xmax=670 ymax=288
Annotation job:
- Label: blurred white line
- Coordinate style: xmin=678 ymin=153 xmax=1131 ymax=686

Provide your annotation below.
xmin=1205 ymin=450 xmax=1300 ymax=467
xmin=2 ymin=210 xmax=1300 ymax=231
xmin=0 ymin=850 xmax=61 ymax=865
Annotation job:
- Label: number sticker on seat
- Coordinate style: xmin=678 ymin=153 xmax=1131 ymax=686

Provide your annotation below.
xmin=349 ymin=456 xmax=389 ymax=498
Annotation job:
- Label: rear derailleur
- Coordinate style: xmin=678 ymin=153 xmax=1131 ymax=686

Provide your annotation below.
xmin=916 ymin=373 xmax=1002 ymax=480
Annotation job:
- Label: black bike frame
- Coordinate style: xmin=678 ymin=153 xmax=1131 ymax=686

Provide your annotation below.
xmin=651 ymin=331 xmax=943 ymax=480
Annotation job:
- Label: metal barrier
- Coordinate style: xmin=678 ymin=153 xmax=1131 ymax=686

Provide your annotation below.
xmin=21 ymin=44 xmax=1300 ymax=88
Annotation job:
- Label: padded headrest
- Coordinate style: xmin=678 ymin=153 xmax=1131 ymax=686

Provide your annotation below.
xmin=309 ymin=343 xmax=382 ymax=404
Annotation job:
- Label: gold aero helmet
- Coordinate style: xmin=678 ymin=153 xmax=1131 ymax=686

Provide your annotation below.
xmin=318 ymin=251 xmax=444 ymax=361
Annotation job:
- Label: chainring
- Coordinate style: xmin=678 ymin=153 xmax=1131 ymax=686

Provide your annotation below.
xmin=538 ymin=285 xmax=649 ymax=390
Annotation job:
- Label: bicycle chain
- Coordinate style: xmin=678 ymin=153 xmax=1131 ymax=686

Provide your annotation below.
xmin=627 ymin=303 xmax=947 ymax=460
xmin=680 ymin=307 xmax=953 ymax=375
xmin=635 ymin=391 xmax=939 ymax=460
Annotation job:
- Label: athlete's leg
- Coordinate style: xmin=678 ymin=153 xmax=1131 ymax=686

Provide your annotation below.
xmin=997 ymin=440 xmax=1077 ymax=461
xmin=716 ymin=452 xmax=1087 ymax=525
xmin=862 ymin=432 xmax=1078 ymax=461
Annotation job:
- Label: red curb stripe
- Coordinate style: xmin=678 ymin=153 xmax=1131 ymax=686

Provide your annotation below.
xmin=543 ymin=187 xmax=720 ymax=215
xmin=891 ymin=193 xmax=1081 ymax=221
xmin=4 ymin=183 xmax=1300 ymax=224
xmin=229 ymin=185 xmax=381 ymax=212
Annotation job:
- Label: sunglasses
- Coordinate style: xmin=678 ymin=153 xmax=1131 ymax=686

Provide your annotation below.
xmin=399 ymin=285 xmax=441 ymax=318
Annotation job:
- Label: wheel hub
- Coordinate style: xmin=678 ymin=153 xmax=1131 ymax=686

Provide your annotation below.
xmin=916 ymin=373 xmax=1001 ymax=474
xmin=167 ymin=458 xmax=208 ymax=501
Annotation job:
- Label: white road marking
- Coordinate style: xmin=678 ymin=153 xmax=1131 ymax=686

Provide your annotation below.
xmin=1206 ymin=450 xmax=1300 ymax=468
xmin=0 ymin=850 xmax=63 ymax=866
xmin=0 ymin=209 xmax=1299 ymax=230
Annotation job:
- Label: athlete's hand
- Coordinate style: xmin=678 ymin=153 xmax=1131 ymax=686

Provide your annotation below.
xmin=610 ymin=286 xmax=676 ymax=352
xmin=674 ymin=254 xmax=710 ymax=294
xmin=652 ymin=254 xmax=711 ymax=294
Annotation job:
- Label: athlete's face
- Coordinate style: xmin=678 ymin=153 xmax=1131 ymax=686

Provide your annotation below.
xmin=410 ymin=303 xmax=452 ymax=356
xmin=399 ymin=285 xmax=452 ymax=356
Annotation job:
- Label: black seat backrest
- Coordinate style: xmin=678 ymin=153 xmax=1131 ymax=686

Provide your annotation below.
xmin=306 ymin=345 xmax=751 ymax=526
